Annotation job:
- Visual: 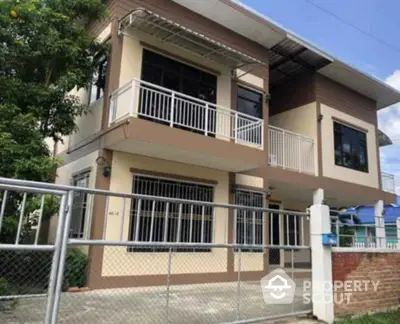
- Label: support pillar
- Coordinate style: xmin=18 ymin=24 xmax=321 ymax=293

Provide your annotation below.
xmin=374 ymin=200 xmax=386 ymax=248
xmin=396 ymin=218 xmax=400 ymax=249
xmin=310 ymin=188 xmax=334 ymax=323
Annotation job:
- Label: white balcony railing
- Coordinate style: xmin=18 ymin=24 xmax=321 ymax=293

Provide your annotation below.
xmin=381 ymin=172 xmax=395 ymax=193
xmin=268 ymin=125 xmax=315 ymax=175
xmin=109 ymin=78 xmax=264 ymax=148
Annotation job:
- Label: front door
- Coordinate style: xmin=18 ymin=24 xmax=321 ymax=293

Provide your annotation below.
xmin=268 ymin=204 xmax=281 ymax=265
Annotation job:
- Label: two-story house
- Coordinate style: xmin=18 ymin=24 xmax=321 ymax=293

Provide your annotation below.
xmin=50 ymin=0 xmax=400 ymax=289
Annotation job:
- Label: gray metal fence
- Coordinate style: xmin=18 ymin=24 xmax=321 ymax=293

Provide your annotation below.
xmin=0 ymin=177 xmax=312 ymax=324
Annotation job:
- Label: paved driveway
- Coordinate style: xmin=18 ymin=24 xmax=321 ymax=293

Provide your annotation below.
xmin=0 ymin=279 xmax=311 ymax=324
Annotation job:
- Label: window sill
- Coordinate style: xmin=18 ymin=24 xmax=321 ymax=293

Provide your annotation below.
xmin=126 ymin=246 xmax=212 ymax=253
xmin=334 ymin=163 xmax=369 ymax=174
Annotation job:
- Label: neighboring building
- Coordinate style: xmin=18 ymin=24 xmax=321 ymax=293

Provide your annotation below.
xmin=49 ymin=0 xmax=400 ymax=289
xmin=342 ymin=197 xmax=400 ymax=246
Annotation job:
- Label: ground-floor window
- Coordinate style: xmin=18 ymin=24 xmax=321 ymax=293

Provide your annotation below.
xmin=283 ymin=213 xmax=300 ymax=246
xmin=235 ymin=189 xmax=264 ymax=252
xmin=129 ymin=175 xmax=214 ymax=252
xmin=70 ymin=172 xmax=90 ymax=238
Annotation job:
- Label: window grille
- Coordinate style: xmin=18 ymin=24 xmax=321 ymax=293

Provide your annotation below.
xmin=70 ymin=172 xmax=90 ymax=238
xmin=129 ymin=175 xmax=214 ymax=252
xmin=235 ymin=189 xmax=264 ymax=252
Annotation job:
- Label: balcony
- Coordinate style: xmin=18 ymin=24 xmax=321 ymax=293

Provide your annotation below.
xmin=103 ymin=78 xmax=267 ymax=172
xmin=268 ymin=126 xmax=316 ymax=175
xmin=109 ymin=78 xmax=263 ymax=148
xmin=382 ymin=172 xmax=396 ymax=193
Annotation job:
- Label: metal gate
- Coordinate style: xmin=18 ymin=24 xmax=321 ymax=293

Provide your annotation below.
xmin=0 ymin=177 xmax=312 ymax=324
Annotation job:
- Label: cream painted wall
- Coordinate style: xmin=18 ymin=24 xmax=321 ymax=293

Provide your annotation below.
xmin=236 ymin=69 xmax=264 ymax=89
xmin=69 ymin=98 xmax=103 ymax=148
xmin=269 ymin=102 xmax=318 ymax=176
xmin=269 ymin=103 xmax=317 ymax=139
xmin=320 ymin=104 xmax=379 ymax=188
xmin=234 ymin=252 xmax=264 ymax=272
xmin=97 ymin=23 xmax=111 ymax=43
xmin=102 ymin=152 xmax=230 ymax=276
xmin=235 ymin=174 xmax=263 ymax=189
xmin=48 ymin=150 xmax=99 ymax=244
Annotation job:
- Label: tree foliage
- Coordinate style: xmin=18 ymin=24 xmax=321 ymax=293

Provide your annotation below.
xmin=0 ymin=0 xmax=108 ymax=242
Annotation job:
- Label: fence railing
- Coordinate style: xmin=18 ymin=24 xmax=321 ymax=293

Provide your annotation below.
xmin=330 ymin=212 xmax=398 ymax=249
xmin=381 ymin=172 xmax=395 ymax=193
xmin=109 ymin=78 xmax=264 ymax=148
xmin=0 ymin=176 xmax=311 ymax=324
xmin=268 ymin=125 xmax=315 ymax=175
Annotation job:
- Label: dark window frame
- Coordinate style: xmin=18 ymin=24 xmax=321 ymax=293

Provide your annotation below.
xmin=283 ymin=213 xmax=301 ymax=246
xmin=141 ymin=49 xmax=217 ymax=102
xmin=88 ymin=55 xmax=108 ymax=105
xmin=333 ymin=121 xmax=368 ymax=173
xmin=236 ymin=85 xmax=263 ymax=119
xmin=140 ymin=49 xmax=218 ymax=136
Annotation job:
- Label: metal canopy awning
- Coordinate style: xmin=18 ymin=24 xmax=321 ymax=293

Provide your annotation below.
xmin=378 ymin=129 xmax=392 ymax=147
xmin=119 ymin=9 xmax=267 ymax=70
xmin=268 ymin=37 xmax=331 ymax=87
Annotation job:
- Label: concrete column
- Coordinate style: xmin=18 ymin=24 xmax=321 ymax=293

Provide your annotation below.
xmin=313 ymin=188 xmax=324 ymax=205
xmin=396 ymin=218 xmax=400 ymax=249
xmin=374 ymin=200 xmax=386 ymax=248
xmin=310 ymin=188 xmax=334 ymax=324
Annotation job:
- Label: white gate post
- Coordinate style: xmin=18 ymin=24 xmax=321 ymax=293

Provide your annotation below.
xmin=396 ymin=218 xmax=400 ymax=249
xmin=310 ymin=188 xmax=334 ymax=323
xmin=374 ymin=200 xmax=386 ymax=248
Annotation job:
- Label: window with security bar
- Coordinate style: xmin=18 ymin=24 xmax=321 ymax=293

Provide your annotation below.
xmin=69 ymin=172 xmax=90 ymax=238
xmin=128 ymin=175 xmax=214 ymax=252
xmin=235 ymin=189 xmax=265 ymax=252
xmin=283 ymin=214 xmax=301 ymax=246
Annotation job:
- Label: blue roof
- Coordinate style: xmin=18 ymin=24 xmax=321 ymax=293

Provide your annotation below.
xmin=342 ymin=198 xmax=400 ymax=224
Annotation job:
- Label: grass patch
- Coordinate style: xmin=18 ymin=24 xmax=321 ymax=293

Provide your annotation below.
xmin=336 ymin=309 xmax=400 ymax=323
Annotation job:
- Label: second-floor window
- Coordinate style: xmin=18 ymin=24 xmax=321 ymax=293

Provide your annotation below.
xmin=141 ymin=49 xmax=217 ymax=103
xmin=236 ymin=86 xmax=263 ymax=118
xmin=334 ymin=121 xmax=368 ymax=173
xmin=89 ymin=56 xmax=108 ymax=104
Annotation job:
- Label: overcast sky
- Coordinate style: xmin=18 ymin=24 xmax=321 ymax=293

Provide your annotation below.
xmin=240 ymin=0 xmax=400 ymax=193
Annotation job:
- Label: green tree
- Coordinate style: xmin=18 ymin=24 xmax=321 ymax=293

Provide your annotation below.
xmin=0 ymin=0 xmax=108 ymax=243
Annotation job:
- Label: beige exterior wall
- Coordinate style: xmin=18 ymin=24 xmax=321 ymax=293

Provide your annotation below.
xmin=102 ymin=152 xmax=230 ymax=276
xmin=234 ymin=252 xmax=264 ymax=272
xmin=236 ymin=69 xmax=264 ymax=89
xmin=48 ymin=150 xmax=99 ymax=243
xmin=235 ymin=174 xmax=263 ymax=189
xmin=320 ymin=104 xmax=379 ymax=188
xmin=269 ymin=102 xmax=318 ymax=176
xmin=69 ymin=97 xmax=103 ymax=148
